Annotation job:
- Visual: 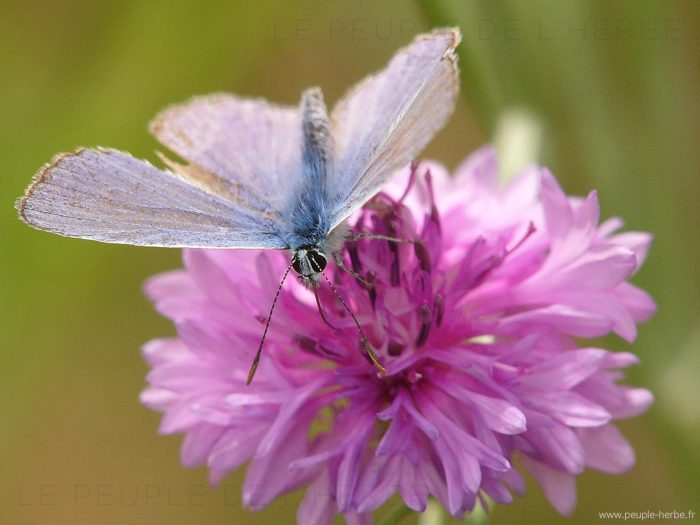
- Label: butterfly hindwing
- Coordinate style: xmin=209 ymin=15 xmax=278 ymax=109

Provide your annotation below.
xmin=150 ymin=94 xmax=303 ymax=219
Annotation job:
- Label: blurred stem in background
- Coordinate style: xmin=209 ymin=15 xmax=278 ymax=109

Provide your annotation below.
xmin=418 ymin=0 xmax=699 ymax=508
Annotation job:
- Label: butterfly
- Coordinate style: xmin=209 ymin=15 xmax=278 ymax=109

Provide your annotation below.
xmin=17 ymin=28 xmax=461 ymax=382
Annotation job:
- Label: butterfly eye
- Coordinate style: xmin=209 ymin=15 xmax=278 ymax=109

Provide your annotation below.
xmin=292 ymin=258 xmax=302 ymax=274
xmin=308 ymin=250 xmax=327 ymax=273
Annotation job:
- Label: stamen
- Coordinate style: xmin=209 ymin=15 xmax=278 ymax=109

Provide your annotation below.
xmin=507 ymin=221 xmax=537 ymax=255
xmin=433 ymin=295 xmax=445 ymax=327
xmin=414 ymin=241 xmax=432 ymax=273
xmin=293 ymin=334 xmax=341 ymax=358
xmin=347 ymin=241 xmax=363 ymax=274
xmin=415 ymin=305 xmax=432 ymax=347
xmin=397 ymin=161 xmax=419 ymax=205
xmin=424 ymin=169 xmax=441 ymax=229
xmin=383 ymin=212 xmax=401 ymax=286
xmin=365 ymin=271 xmax=377 ymax=308
xmin=294 ymin=334 xmax=320 ymax=354
xmin=387 ymin=341 xmax=404 ymax=356
xmin=389 ymin=242 xmax=400 ymax=286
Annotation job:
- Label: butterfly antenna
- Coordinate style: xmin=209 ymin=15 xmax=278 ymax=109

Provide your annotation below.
xmin=321 ymin=272 xmax=387 ymax=377
xmin=247 ymin=259 xmax=295 ymax=385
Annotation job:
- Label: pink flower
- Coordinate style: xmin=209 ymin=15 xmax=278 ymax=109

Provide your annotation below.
xmin=141 ymin=146 xmax=655 ymax=522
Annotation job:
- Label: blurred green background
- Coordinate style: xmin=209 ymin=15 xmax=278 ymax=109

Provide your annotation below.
xmin=1 ymin=1 xmax=698 ymax=523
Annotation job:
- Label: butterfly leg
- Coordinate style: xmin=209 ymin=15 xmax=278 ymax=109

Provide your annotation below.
xmin=348 ymin=232 xmax=432 ymax=274
xmin=333 ymin=254 xmax=373 ymax=287
xmin=321 ymin=273 xmax=386 ymax=377
xmin=313 ymin=286 xmax=340 ymax=329
xmin=348 ymin=232 xmax=416 ymax=244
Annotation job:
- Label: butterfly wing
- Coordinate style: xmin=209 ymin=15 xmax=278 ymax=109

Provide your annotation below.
xmin=17 ymin=147 xmax=288 ymax=248
xmin=150 ymin=94 xmax=301 ymax=217
xmin=327 ymin=28 xmax=460 ymax=229
xmin=19 ymin=96 xmax=306 ymax=249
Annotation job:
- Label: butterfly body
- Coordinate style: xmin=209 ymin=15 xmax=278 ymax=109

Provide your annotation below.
xmin=282 ymin=87 xmax=334 ymax=285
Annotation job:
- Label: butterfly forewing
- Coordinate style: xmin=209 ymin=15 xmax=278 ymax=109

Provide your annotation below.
xmin=18 ymin=148 xmax=288 ymax=249
xmin=327 ymin=28 xmax=461 ymax=230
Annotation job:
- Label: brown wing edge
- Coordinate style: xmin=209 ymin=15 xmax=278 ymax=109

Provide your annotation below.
xmin=16 ymin=146 xmax=130 ymax=228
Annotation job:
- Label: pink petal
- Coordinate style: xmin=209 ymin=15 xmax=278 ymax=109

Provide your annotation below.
xmin=143 ymin=271 xmax=203 ymax=320
xmin=399 ymin=459 xmax=429 ymax=511
xmin=564 ymin=292 xmax=638 ymax=341
xmin=355 ymin=456 xmax=399 ymax=513
xmin=452 ymin=389 xmax=527 ymax=435
xmin=540 ymin=169 xmax=573 ymax=244
xmin=523 ymin=417 xmax=585 ymax=474
xmin=256 ymin=378 xmax=330 ymax=457
xmin=609 ymin=231 xmax=652 ymax=266
xmin=500 ymin=305 xmax=613 ymax=338
xmin=139 ymin=387 xmax=178 ymax=411
xmin=243 ymin=427 xmax=309 ymax=510
xmin=180 ymin=424 xmax=225 ymax=467
xmin=453 ymin=145 xmax=499 ymax=191
xmin=501 ymin=467 xmax=526 ymax=495
xmin=376 ymin=412 xmax=413 ymax=455
xmin=554 ymin=245 xmax=637 ymax=291
xmin=336 ymin=439 xmax=366 ymax=512
xmin=603 ymin=351 xmax=640 ymax=368
xmin=208 ymin=427 xmax=264 ymax=485
xmin=520 ymin=455 xmax=577 ymax=516
xmin=579 ymin=424 xmax=635 ymax=473
xmin=569 ymin=190 xmax=600 ymax=249
xmin=159 ymin=403 xmax=201 ymax=434
xmin=527 ymin=391 xmax=611 ymax=427
xmin=434 ymin=439 xmax=467 ymax=514
xmin=147 ymin=362 xmax=229 ymax=392
xmin=519 ymin=349 xmax=607 ymax=390
xmin=609 ymin=387 xmax=654 ymax=419
xmin=142 ymin=338 xmax=190 ymax=366
xmin=183 ymin=250 xmax=238 ymax=306
xmin=297 ymin=471 xmax=336 ymax=525
xmin=390 ymin=392 xmax=439 ymax=441
xmin=596 ymin=217 xmax=623 ymax=238
xmin=612 ymin=282 xmax=656 ymax=322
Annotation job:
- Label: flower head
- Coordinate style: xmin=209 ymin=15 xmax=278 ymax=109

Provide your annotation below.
xmin=141 ymin=146 xmax=655 ymax=522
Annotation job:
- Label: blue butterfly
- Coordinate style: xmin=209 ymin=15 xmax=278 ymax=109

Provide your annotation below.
xmin=18 ymin=28 xmax=461 ymax=381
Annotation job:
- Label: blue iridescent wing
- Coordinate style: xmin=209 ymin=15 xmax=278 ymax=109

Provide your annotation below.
xmin=150 ymin=94 xmax=302 ymax=227
xmin=19 ymin=95 xmax=306 ymax=248
xmin=18 ymin=147 xmax=290 ymax=248
xmin=326 ymin=28 xmax=461 ymax=229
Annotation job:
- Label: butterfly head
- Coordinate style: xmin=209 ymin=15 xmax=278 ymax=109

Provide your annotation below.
xmin=292 ymin=246 xmax=327 ymax=287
